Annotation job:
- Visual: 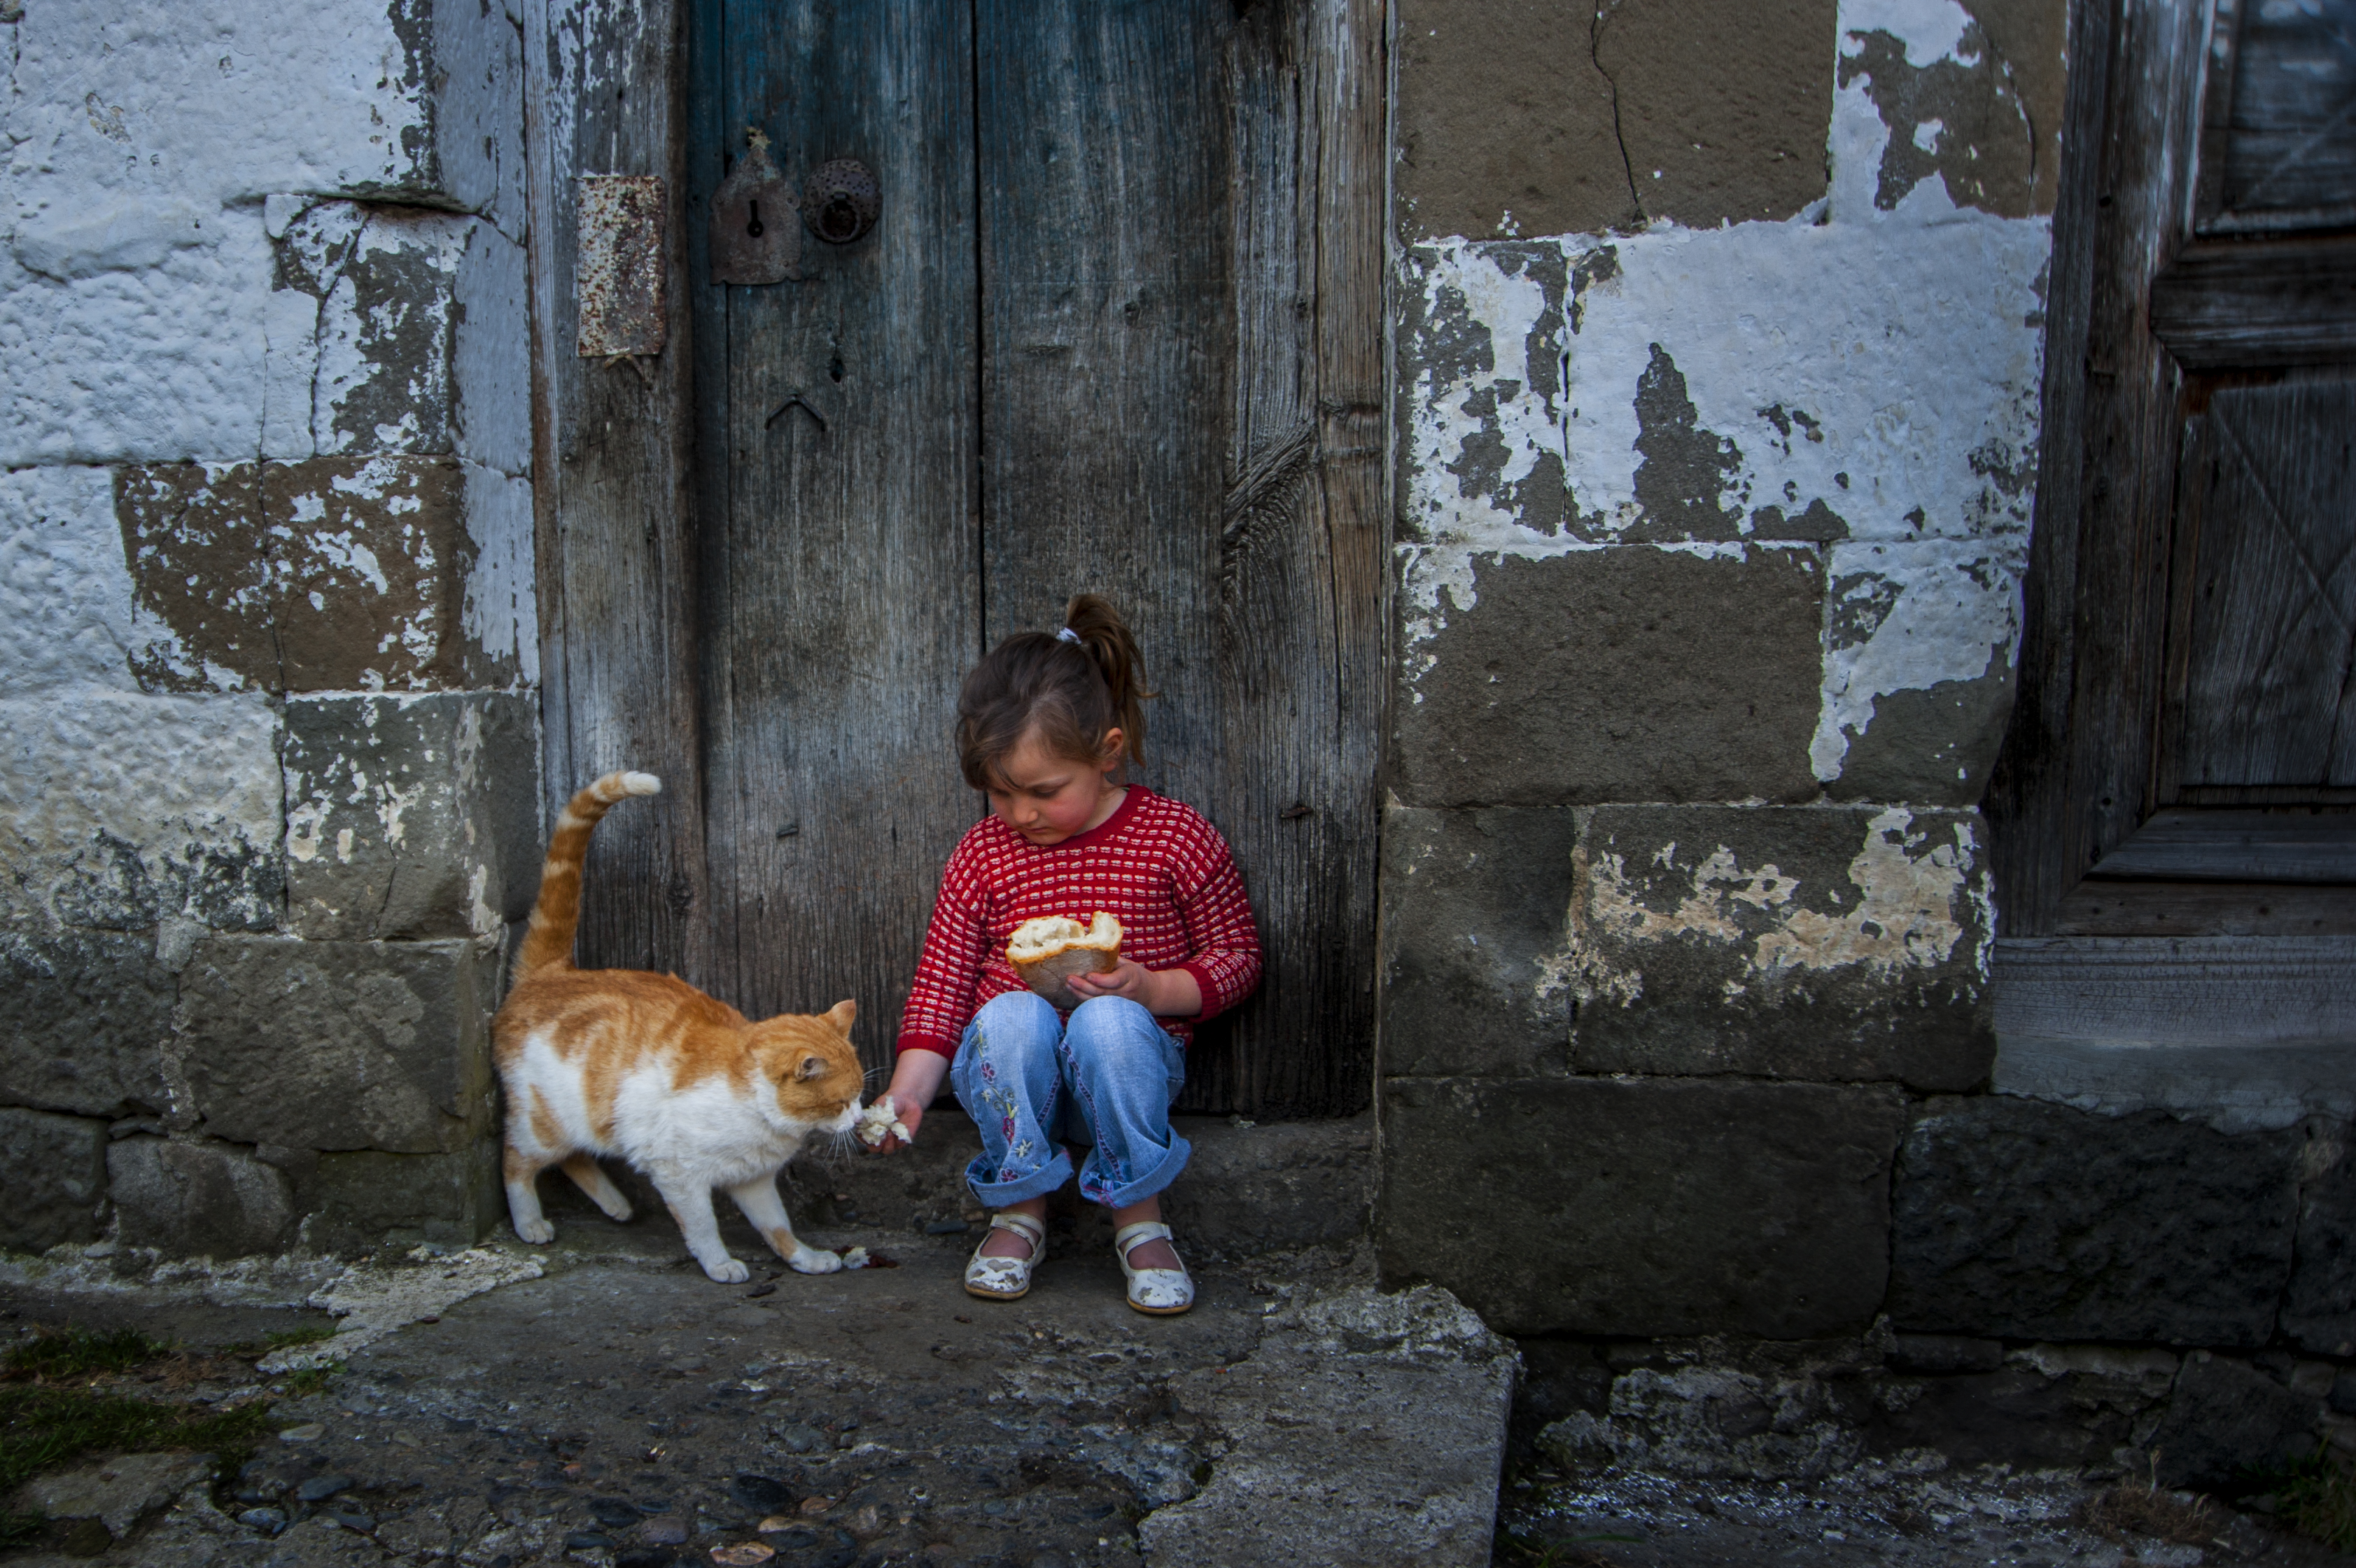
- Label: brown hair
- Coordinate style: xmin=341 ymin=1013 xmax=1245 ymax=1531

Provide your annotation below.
xmin=958 ymin=594 xmax=1154 ymax=789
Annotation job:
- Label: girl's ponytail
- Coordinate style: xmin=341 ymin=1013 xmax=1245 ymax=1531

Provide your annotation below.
xmin=1062 ymin=593 xmax=1154 ymax=769
xmin=955 ymin=593 xmax=1158 ymax=788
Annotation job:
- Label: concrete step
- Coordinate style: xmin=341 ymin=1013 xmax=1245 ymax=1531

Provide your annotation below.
xmin=788 ymin=1110 xmax=1375 ymax=1263
xmin=1142 ymin=1283 xmax=1519 ymax=1568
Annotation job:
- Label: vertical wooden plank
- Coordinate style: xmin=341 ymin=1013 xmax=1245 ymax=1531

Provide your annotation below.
xmin=1986 ymin=0 xmax=2205 ymax=934
xmin=690 ymin=0 xmax=979 ymax=1065
xmin=1212 ymin=0 xmax=1384 ymax=1114
xmin=524 ymin=0 xmax=712 ymax=983
xmin=976 ymin=0 xmax=1385 ymax=1116
xmin=976 ymin=4 xmax=1239 ymax=1094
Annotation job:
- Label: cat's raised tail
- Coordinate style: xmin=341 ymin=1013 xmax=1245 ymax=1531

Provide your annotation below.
xmin=514 ymin=771 xmax=661 ymax=977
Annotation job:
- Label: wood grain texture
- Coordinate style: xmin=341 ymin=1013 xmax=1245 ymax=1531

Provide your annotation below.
xmin=1989 ymin=0 xmax=2211 ymax=934
xmin=2057 ymin=881 xmax=2356 ymax=936
xmin=1992 ymin=934 xmax=2356 ymax=1045
xmin=689 ymin=0 xmax=980 ymax=1070
xmin=2167 ymin=380 xmax=2356 ymax=789
xmin=2090 ymin=808 xmax=2356 ymax=882
xmin=524 ymin=0 xmax=713 ymax=984
xmin=2149 ymin=237 xmax=2356 ymax=369
xmin=976 ymin=0 xmax=1384 ymax=1116
xmin=1986 ymin=0 xmax=2123 ymax=935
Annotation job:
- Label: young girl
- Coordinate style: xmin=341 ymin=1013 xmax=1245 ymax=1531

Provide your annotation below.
xmin=865 ymin=594 xmax=1261 ymax=1315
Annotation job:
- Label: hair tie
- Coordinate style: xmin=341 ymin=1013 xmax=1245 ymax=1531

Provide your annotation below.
xmin=1056 ymin=627 xmax=1081 ymax=644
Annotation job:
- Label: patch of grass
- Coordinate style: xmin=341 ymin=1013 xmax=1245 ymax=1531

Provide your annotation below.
xmin=0 ymin=1509 xmax=43 ymax=1549
xmin=262 ymin=1325 xmax=336 ymax=1352
xmin=281 ymin=1363 xmax=342 ymax=1397
xmin=2 ymin=1326 xmax=174 ymax=1382
xmin=2263 ymin=1450 xmax=2356 ymax=1553
xmin=0 ymin=1385 xmax=277 ymax=1493
xmin=1499 ymin=1527 xmax=1645 ymax=1567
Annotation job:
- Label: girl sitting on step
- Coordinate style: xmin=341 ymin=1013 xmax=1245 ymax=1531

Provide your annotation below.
xmin=862 ymin=594 xmax=1261 ymax=1317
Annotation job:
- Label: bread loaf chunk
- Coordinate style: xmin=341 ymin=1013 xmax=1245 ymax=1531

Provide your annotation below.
xmin=1007 ymin=912 xmax=1123 ymax=1005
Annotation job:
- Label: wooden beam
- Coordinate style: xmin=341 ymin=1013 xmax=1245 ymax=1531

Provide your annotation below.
xmin=2150 ymin=236 xmax=2356 ymax=370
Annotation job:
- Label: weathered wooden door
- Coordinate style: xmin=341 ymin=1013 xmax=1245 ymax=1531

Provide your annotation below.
xmin=676 ymin=1 xmax=1383 ymax=1115
xmin=1989 ymin=0 xmax=2356 ymax=1063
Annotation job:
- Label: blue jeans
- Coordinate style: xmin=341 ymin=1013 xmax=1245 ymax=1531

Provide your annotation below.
xmin=950 ymin=990 xmax=1189 ymax=1210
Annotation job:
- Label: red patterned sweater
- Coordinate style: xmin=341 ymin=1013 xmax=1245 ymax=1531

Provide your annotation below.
xmin=896 ymin=787 xmax=1261 ymax=1058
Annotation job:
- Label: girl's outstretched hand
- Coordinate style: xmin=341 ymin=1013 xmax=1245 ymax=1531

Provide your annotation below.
xmin=862 ymin=1051 xmax=948 ymax=1154
xmin=856 ymin=1094 xmax=919 ymax=1153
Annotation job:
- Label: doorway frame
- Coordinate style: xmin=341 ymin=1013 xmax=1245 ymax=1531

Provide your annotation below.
xmin=517 ymin=0 xmax=1394 ymax=1115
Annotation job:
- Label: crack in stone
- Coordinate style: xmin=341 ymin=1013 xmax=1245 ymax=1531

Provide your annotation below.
xmin=1590 ymin=2 xmax=1643 ymax=225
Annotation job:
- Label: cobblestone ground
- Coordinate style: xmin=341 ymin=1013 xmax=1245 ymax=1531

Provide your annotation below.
xmin=3 ymin=1187 xmax=2349 ymax=1568
xmin=1 ymin=1194 xmax=1301 ymax=1568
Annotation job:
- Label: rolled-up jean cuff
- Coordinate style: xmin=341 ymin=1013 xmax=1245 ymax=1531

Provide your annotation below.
xmin=1085 ymin=1130 xmax=1191 ymax=1210
xmin=962 ymin=1147 xmax=1075 ymax=1207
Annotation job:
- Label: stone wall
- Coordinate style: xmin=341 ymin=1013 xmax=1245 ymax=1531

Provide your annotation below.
xmin=0 ymin=0 xmax=538 ymax=1256
xmin=1378 ymin=0 xmax=2351 ymax=1480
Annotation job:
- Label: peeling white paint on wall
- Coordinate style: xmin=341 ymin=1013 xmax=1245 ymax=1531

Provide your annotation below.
xmin=463 ymin=463 xmax=539 ymax=684
xmin=0 ymin=690 xmax=282 ymax=930
xmin=1398 ymin=0 xmax=2052 ymax=788
xmin=1814 ymin=536 xmax=2026 ymax=778
xmin=1571 ymin=807 xmax=1982 ymax=1007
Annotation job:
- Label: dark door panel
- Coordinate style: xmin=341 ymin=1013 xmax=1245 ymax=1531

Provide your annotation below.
xmin=677 ymin=0 xmax=1382 ymax=1114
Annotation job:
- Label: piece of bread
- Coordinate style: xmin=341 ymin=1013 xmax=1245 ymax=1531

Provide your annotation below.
xmin=1007 ymin=912 xmax=1123 ymax=1004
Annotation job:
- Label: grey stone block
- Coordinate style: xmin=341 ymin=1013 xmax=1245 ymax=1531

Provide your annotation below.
xmin=283 ymin=693 xmax=541 ymax=941
xmin=178 ymin=937 xmax=496 ymax=1154
xmin=304 ymin=1147 xmax=501 ymax=1252
xmin=1825 ymin=671 xmax=2016 ymax=807
xmin=1887 ymin=1096 xmax=2301 ymax=1346
xmin=1379 ymin=806 xmax=1577 ymax=1079
xmin=1391 ymin=547 xmax=1824 ymax=807
xmin=2147 ymin=1352 xmax=2322 ymax=1488
xmin=0 ymin=928 xmax=173 ymax=1116
xmin=1566 ymin=806 xmax=1995 ymax=1091
xmin=0 ymin=1107 xmax=108 ymax=1251
xmin=1380 ymin=1076 xmax=1905 ymax=1338
xmin=2286 ymin=1132 xmax=2356 ymax=1355
xmin=108 ymin=1138 xmax=295 ymax=1256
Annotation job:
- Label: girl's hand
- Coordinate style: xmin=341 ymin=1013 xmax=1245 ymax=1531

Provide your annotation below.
xmin=1067 ymin=960 xmax=1202 ymax=1016
xmin=864 ymin=1051 xmax=948 ymax=1154
xmin=877 ymin=1095 xmax=923 ymax=1152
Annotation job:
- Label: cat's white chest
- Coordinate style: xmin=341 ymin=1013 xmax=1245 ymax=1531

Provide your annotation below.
xmin=612 ymin=1072 xmax=799 ymax=1184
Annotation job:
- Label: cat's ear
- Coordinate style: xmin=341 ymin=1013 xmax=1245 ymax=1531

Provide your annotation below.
xmin=825 ymin=999 xmax=857 ymax=1033
xmin=795 ymin=1054 xmax=829 ymax=1082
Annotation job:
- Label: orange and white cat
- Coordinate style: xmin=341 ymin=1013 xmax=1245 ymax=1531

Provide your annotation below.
xmin=492 ymin=771 xmax=866 ymax=1282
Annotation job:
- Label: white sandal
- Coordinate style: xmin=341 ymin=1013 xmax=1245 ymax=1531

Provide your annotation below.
xmin=964 ymin=1212 xmax=1046 ymax=1302
xmin=1114 ymin=1221 xmax=1193 ymax=1316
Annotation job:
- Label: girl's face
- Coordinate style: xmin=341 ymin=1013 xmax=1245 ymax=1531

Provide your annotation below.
xmin=986 ymin=727 xmax=1126 ymax=846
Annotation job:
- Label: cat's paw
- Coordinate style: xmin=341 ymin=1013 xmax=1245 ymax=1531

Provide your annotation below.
xmin=787 ymin=1245 xmax=843 ymax=1275
xmin=594 ymin=1196 xmax=633 ymax=1222
xmin=513 ymin=1216 xmax=555 ymax=1245
xmin=701 ymin=1256 xmax=752 ymax=1284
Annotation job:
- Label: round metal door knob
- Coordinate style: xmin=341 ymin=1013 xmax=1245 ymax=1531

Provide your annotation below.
xmin=803 ymin=160 xmax=878 ymax=244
